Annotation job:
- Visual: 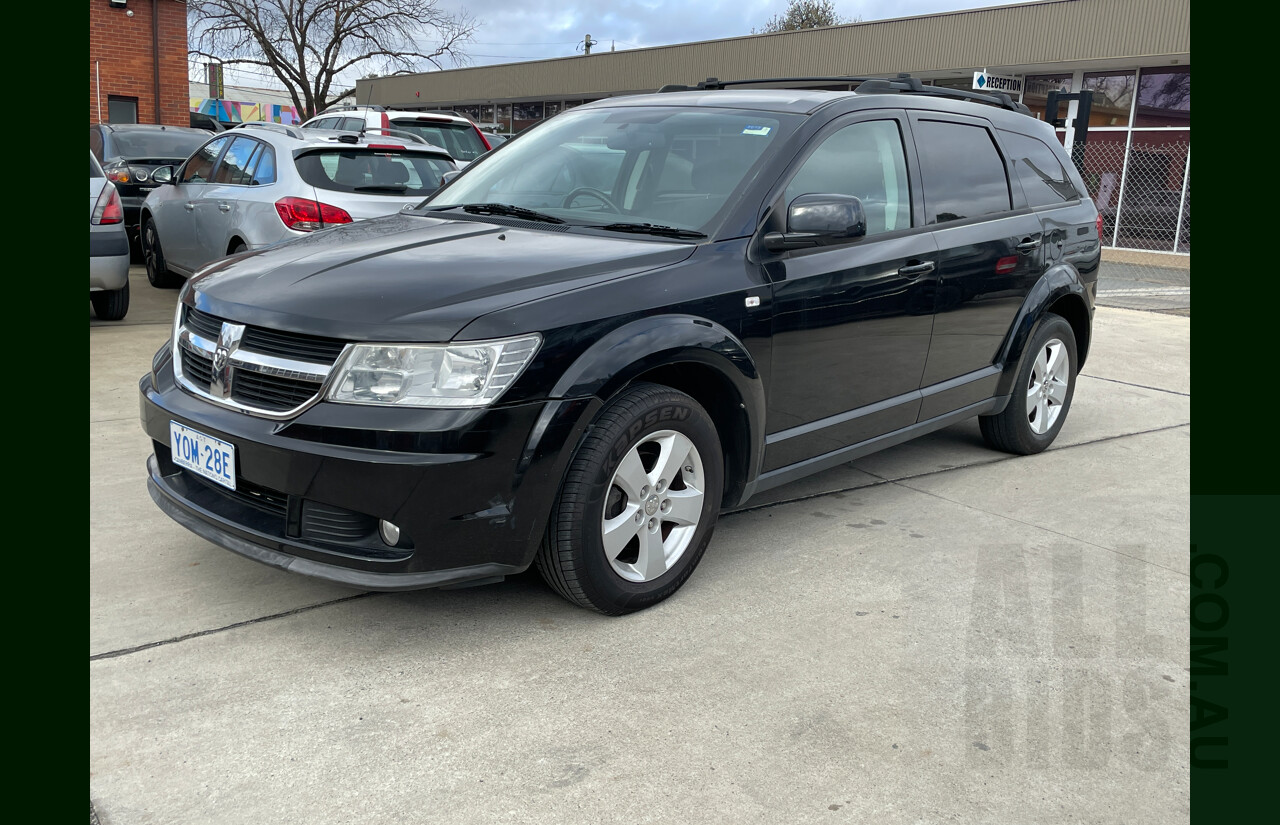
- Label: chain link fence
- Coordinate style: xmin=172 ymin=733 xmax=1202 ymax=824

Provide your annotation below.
xmin=1071 ymin=130 xmax=1190 ymax=314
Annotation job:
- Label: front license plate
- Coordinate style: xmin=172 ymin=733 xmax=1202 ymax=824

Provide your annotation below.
xmin=170 ymin=421 xmax=236 ymax=490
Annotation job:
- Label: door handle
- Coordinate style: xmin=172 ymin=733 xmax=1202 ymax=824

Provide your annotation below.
xmin=1016 ymin=238 xmax=1042 ymax=253
xmin=183 ymin=203 xmax=195 ymax=212
xmin=217 ymin=202 xmax=231 ymax=213
xmin=898 ymin=261 xmax=935 ymax=278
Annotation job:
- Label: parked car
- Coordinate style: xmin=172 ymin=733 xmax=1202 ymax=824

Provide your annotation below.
xmin=90 ymin=123 xmax=214 ymax=251
xmin=190 ymin=112 xmax=227 ymax=132
xmin=140 ymin=75 xmax=1101 ymax=615
xmin=139 ymin=122 xmax=457 ymax=288
xmin=89 ymin=153 xmax=130 ymax=321
xmin=300 ymin=105 xmax=492 ymax=166
xmin=1100 ymin=188 xmax=1189 ymax=248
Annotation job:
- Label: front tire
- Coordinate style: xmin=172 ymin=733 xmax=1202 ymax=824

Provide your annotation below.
xmin=979 ymin=313 xmax=1077 ymax=455
xmin=536 ymin=383 xmax=724 ymax=615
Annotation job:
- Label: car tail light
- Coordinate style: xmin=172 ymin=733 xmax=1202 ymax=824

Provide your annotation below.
xmin=381 ymin=112 xmax=390 ymax=132
xmin=106 ymin=163 xmax=130 ymax=184
xmin=92 ymin=184 xmax=125 ymax=225
xmin=368 ymin=144 xmax=401 ymax=150
xmin=1096 ymin=213 xmax=1104 ymax=239
xmin=274 ymin=197 xmax=353 ymax=232
xmin=473 ymin=124 xmax=491 ymax=151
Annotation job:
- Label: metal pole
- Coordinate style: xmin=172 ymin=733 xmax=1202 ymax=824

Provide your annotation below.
xmin=96 ymin=61 xmax=103 ymax=122
xmin=1173 ymin=145 xmax=1190 ymax=251
xmin=1112 ymin=126 xmax=1134 ymax=248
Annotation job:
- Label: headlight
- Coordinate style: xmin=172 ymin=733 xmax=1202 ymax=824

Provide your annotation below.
xmin=327 ymin=334 xmax=541 ymax=408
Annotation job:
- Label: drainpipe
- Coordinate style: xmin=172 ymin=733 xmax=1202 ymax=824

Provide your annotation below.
xmin=152 ymin=0 xmax=161 ymax=123
xmin=96 ymin=61 xmax=103 ymax=122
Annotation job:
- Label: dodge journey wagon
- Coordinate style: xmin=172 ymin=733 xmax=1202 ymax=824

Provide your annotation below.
xmin=140 ymin=75 xmax=1101 ymax=614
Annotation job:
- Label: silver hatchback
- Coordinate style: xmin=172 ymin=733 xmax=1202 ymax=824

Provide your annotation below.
xmin=140 ymin=123 xmax=457 ymax=287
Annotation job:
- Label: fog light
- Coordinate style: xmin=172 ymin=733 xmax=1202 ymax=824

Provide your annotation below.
xmin=378 ymin=519 xmax=402 ymax=547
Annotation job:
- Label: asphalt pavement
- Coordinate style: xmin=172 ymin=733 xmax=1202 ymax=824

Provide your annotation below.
xmin=91 ymin=265 xmax=1191 ymax=824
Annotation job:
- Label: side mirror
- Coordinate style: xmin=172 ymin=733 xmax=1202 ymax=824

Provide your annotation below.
xmin=762 ymin=194 xmax=866 ymax=252
xmin=152 ymin=165 xmax=175 ymax=184
xmin=440 ymin=170 xmax=461 ymax=186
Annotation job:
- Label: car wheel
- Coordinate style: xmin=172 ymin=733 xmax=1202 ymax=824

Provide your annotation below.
xmin=979 ymin=313 xmax=1077 ymax=455
xmin=535 ymin=382 xmax=724 ymax=615
xmin=90 ymin=279 xmax=130 ymax=321
xmin=231 ymin=241 xmax=247 ymax=255
xmin=143 ymin=218 xmax=182 ymax=289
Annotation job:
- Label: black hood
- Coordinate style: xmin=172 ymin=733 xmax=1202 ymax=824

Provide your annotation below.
xmin=186 ymin=214 xmax=697 ymax=341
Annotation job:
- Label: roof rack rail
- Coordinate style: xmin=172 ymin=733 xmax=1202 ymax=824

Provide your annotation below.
xmin=657 ymin=76 xmax=875 ymax=93
xmin=854 ymin=73 xmax=1031 ymax=115
xmin=319 ymin=104 xmax=387 ymax=114
xmin=355 ymin=127 xmax=431 ymax=146
xmin=231 ymin=121 xmax=306 ymax=140
xmin=657 ymin=73 xmax=1032 ymax=115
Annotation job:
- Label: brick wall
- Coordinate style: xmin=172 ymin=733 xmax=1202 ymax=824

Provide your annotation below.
xmin=89 ymin=0 xmax=189 ymax=126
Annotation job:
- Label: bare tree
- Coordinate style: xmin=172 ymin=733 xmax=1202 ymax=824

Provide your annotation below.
xmin=189 ymin=1 xmax=477 ymax=118
xmin=753 ymin=0 xmax=855 ymax=33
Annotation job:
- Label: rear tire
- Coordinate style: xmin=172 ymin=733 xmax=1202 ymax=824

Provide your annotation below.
xmin=143 ymin=217 xmax=182 ymax=289
xmin=979 ymin=313 xmax=1077 ymax=455
xmin=535 ymin=383 xmax=724 ymax=615
xmin=90 ymin=279 xmax=130 ymax=321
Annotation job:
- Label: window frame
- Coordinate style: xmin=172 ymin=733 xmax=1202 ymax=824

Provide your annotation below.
xmin=906 ymin=111 xmax=1017 ymax=226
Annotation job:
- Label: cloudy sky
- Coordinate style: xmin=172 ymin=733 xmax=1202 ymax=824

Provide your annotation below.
xmin=210 ymin=0 xmax=1035 ymax=90
xmin=439 ymin=0 xmax=1025 ymax=67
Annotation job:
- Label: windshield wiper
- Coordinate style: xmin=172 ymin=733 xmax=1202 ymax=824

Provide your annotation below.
xmin=597 ymin=222 xmax=707 ymax=239
xmin=354 ymin=184 xmax=408 ymax=193
xmin=436 ymin=203 xmax=565 ymax=224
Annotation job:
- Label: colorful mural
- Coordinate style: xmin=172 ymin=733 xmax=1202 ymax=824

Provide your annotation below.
xmin=190 ymin=98 xmax=301 ymax=125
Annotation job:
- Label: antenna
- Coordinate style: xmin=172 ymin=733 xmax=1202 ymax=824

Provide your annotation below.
xmin=358 ymin=75 xmax=376 ymax=139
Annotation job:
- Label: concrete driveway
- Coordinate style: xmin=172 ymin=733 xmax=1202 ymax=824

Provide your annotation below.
xmin=91 ymin=267 xmax=1190 ymax=824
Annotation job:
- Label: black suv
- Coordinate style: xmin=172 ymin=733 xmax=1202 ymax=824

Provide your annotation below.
xmin=140 ymin=76 xmax=1100 ymax=614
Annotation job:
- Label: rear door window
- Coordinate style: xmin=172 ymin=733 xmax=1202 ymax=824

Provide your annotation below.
xmin=212 ymin=136 xmax=260 ymax=185
xmin=294 ymin=149 xmax=455 ymax=196
xmin=913 ymin=119 xmax=1012 ymax=223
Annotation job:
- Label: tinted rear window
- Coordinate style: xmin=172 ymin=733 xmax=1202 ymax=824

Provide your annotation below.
xmin=106 ymin=130 xmax=209 ymax=161
xmin=999 ymin=129 xmax=1080 ymax=206
xmin=389 ymin=119 xmax=487 ymax=161
xmin=294 ymin=150 xmax=454 ymax=196
xmin=914 ymin=119 xmax=1012 ymax=223
xmin=90 ymin=155 xmax=104 ymax=178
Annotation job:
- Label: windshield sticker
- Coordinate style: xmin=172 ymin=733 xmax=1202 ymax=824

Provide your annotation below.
xmin=742 ymin=125 xmax=772 ymax=136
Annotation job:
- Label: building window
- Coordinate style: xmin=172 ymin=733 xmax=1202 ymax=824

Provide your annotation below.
xmin=1022 ymin=74 xmax=1072 ymax=122
xmin=1082 ymin=71 xmax=1136 ymax=128
xmin=1135 ymin=66 xmax=1190 ymax=128
xmin=108 ymin=95 xmax=138 ymax=124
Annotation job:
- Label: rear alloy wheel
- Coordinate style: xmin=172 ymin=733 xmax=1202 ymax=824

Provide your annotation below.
xmin=536 ymin=382 xmax=724 ymax=614
xmin=90 ymin=279 xmax=130 ymax=321
xmin=143 ymin=217 xmax=182 ymax=289
xmin=979 ymin=313 xmax=1077 ymax=455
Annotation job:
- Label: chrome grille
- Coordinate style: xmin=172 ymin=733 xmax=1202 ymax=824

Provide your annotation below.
xmin=175 ymin=306 xmax=347 ymax=417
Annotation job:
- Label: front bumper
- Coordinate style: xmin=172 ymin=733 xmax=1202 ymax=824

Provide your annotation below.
xmin=139 ymin=349 xmax=599 ymax=591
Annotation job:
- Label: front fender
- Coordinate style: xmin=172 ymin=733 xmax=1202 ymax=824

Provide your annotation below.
xmin=549 ymin=314 xmax=767 ymax=506
xmin=994 ymin=262 xmax=1093 ymax=397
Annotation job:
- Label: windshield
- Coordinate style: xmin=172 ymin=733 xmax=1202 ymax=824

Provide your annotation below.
xmin=421 ymin=106 xmax=792 ymax=235
xmin=107 ymin=129 xmax=209 ymax=161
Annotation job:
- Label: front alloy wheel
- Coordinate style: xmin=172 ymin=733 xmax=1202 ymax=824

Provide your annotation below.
xmin=601 ymin=430 xmax=707 ymax=583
